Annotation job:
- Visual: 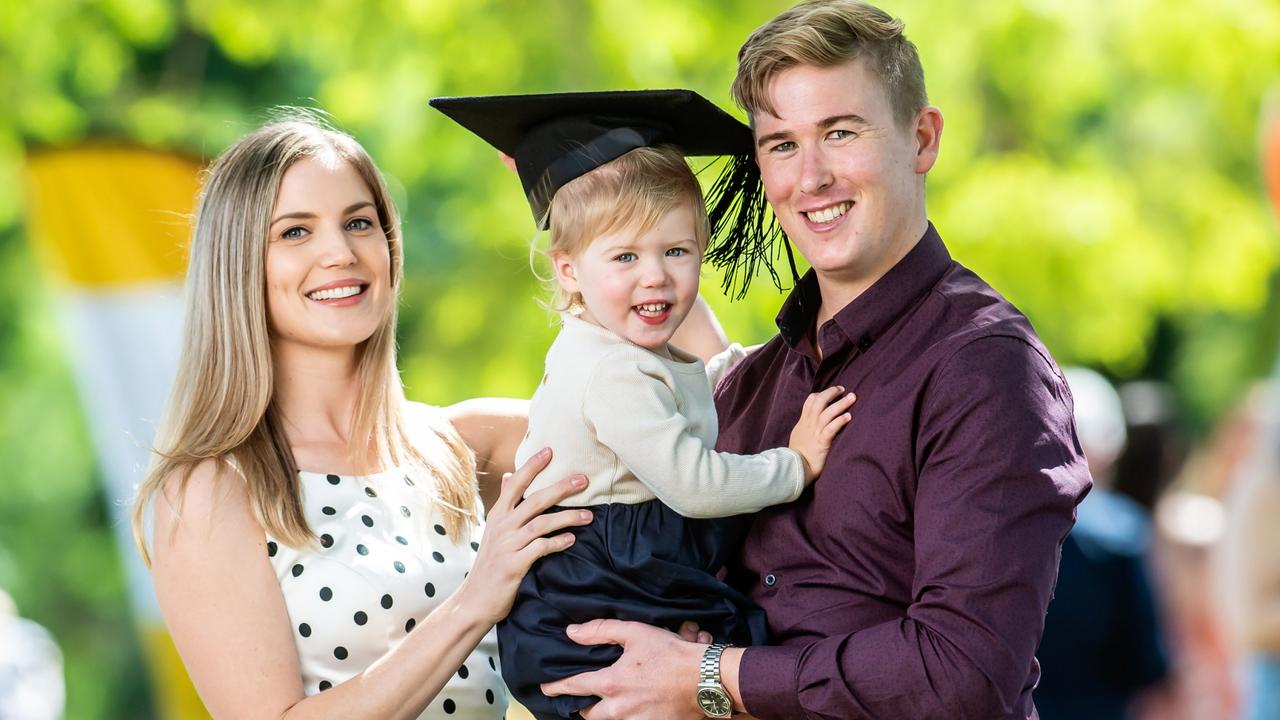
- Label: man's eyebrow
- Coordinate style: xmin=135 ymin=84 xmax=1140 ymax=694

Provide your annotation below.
xmin=819 ymin=113 xmax=871 ymax=129
xmin=755 ymin=130 xmax=793 ymax=149
xmin=270 ymin=201 xmax=374 ymax=227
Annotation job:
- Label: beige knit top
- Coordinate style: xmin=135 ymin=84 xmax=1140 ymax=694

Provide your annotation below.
xmin=517 ymin=314 xmax=804 ymax=517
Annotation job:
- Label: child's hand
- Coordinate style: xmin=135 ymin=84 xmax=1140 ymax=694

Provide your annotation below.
xmin=788 ymin=386 xmax=857 ymax=483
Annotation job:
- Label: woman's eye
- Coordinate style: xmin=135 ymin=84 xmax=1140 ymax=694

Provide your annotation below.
xmin=614 ymin=252 xmax=637 ymax=263
xmin=281 ymin=226 xmax=307 ymax=240
xmin=347 ymin=217 xmax=374 ymax=232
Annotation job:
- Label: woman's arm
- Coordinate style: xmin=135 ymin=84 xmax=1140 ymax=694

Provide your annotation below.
xmin=444 ymin=398 xmax=529 ymax=511
xmin=670 ymin=296 xmax=728 ymax=364
xmin=151 ymin=452 xmax=587 ymax=720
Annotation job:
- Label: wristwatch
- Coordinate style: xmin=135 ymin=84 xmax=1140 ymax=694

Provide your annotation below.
xmin=695 ymin=643 xmax=734 ymax=718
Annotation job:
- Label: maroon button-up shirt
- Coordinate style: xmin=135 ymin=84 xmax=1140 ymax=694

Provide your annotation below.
xmin=716 ymin=224 xmax=1092 ymax=719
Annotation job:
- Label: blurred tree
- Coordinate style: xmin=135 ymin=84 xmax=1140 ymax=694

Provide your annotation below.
xmin=1 ymin=0 xmax=1278 ymax=717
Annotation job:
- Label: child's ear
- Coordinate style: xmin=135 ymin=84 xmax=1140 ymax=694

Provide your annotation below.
xmin=551 ymin=252 xmax=580 ymax=293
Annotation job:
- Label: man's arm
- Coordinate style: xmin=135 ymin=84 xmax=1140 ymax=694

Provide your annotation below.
xmin=546 ymin=336 xmax=1090 ymax=719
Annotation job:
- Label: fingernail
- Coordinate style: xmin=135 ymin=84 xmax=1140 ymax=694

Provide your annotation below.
xmin=572 ymin=475 xmax=588 ymax=488
xmin=539 ymin=447 xmax=552 ymax=459
xmin=567 ymin=624 xmax=580 ymax=635
xmin=580 ymin=510 xmax=593 ymax=521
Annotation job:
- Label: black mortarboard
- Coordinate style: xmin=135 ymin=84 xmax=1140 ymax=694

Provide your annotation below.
xmin=429 ymin=89 xmax=796 ymax=298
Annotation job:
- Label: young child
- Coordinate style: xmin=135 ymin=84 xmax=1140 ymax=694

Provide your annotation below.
xmin=432 ymin=90 xmax=856 ymax=720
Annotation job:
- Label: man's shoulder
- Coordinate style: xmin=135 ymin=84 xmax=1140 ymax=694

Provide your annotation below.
xmin=924 ymin=262 xmax=1054 ymax=369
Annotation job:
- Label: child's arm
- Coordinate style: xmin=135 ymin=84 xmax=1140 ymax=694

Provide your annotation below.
xmin=583 ymin=352 xmax=854 ymax=518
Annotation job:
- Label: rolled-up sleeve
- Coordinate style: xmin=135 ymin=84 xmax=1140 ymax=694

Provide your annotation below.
xmin=739 ymin=335 xmax=1092 ymax=719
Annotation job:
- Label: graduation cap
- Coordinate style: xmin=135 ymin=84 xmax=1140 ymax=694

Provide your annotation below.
xmin=429 ymin=89 xmax=796 ymax=299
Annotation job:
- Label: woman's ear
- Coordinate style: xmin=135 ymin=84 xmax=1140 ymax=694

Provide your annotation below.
xmin=550 ymin=251 xmax=579 ymax=294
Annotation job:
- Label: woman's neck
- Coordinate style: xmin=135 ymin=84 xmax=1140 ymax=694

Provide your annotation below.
xmin=271 ymin=342 xmax=363 ymax=450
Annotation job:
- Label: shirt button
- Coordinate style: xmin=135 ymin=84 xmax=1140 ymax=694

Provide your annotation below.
xmin=763 ymin=573 xmax=777 ymax=587
xmin=857 ymin=336 xmax=872 ymax=351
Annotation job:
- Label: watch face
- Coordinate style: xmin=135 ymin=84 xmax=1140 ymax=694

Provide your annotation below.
xmin=696 ymin=687 xmax=732 ymax=717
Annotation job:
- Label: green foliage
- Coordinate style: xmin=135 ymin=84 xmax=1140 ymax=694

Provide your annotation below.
xmin=1 ymin=0 xmax=1279 ymax=717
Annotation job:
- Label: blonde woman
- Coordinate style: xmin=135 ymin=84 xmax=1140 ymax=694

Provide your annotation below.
xmin=131 ymin=116 xmax=591 ymax=720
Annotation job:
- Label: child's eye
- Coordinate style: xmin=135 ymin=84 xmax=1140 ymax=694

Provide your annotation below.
xmin=280 ymin=226 xmax=308 ymax=240
xmin=614 ymin=252 xmax=637 ymax=263
xmin=666 ymin=248 xmax=687 ymax=257
xmin=346 ymin=217 xmax=374 ymax=232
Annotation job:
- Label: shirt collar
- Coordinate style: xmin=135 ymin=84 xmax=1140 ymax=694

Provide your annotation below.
xmin=775 ymin=222 xmax=952 ymax=349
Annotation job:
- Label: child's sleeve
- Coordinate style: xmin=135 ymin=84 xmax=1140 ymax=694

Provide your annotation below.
xmin=582 ymin=349 xmax=804 ymax=518
xmin=704 ymin=343 xmax=749 ymax=389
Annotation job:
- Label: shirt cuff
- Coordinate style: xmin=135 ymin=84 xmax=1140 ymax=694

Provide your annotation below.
xmin=738 ymin=644 xmax=805 ymax=719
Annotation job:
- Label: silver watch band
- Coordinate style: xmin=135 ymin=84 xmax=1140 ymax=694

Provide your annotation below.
xmin=700 ymin=643 xmax=729 ymax=684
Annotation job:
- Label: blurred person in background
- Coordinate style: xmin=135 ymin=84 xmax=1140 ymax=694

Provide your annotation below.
xmin=1115 ymin=380 xmax=1188 ymax=513
xmin=1036 ymin=367 xmax=1169 ymax=720
xmin=1219 ymin=382 xmax=1280 ymax=720
xmin=0 ymin=587 xmax=64 ymax=720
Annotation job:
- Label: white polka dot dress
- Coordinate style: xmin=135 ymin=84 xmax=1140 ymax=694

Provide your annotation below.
xmin=266 ymin=469 xmax=507 ymax=719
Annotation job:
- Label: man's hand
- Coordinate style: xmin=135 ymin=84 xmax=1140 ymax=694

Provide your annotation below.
xmin=540 ymin=620 xmax=707 ymax=720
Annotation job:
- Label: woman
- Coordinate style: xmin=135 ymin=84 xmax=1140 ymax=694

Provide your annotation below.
xmin=130 ymin=115 xmax=591 ymax=719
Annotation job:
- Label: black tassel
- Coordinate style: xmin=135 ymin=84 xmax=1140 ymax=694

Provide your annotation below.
xmin=701 ymin=154 xmax=798 ymax=300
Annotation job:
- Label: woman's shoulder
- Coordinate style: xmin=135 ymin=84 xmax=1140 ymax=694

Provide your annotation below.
xmin=152 ymin=458 xmax=255 ymax=547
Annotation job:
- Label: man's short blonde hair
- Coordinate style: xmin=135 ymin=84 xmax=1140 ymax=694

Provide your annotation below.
xmin=543 ymin=145 xmax=709 ymax=312
xmin=732 ymin=0 xmax=927 ymax=128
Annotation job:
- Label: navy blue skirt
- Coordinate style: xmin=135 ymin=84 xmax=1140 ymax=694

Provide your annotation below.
xmin=498 ymin=499 xmax=766 ymax=720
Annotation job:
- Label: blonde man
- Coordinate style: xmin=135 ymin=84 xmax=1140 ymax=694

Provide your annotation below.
xmin=541 ymin=2 xmax=1091 ymax=718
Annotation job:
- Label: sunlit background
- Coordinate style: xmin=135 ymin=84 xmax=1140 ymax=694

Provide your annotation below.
xmin=2 ymin=0 xmax=1279 ymax=718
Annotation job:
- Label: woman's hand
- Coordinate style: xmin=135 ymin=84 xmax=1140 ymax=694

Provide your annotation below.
xmin=459 ymin=447 xmax=592 ymax=625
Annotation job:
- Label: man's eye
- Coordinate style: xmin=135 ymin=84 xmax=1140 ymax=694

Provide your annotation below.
xmin=829 ymin=129 xmax=856 ymax=140
xmin=347 ymin=217 xmax=374 ymax=231
xmin=615 ymin=252 xmax=637 ymax=263
xmin=770 ymin=141 xmax=797 ymax=153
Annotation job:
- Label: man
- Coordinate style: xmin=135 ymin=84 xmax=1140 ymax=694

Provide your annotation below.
xmin=542 ymin=1 xmax=1091 ymax=717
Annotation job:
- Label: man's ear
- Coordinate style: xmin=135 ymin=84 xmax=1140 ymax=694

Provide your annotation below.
xmin=913 ymin=106 xmax=944 ymax=174
xmin=551 ymin=251 xmax=580 ymax=294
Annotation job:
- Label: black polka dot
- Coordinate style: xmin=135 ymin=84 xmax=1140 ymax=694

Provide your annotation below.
xmin=381 ymin=593 xmax=393 ymax=609
xmin=458 ymin=664 xmax=469 ymax=679
xmin=395 ymin=535 xmax=408 ymax=545
xmin=322 ymin=506 xmax=336 ymax=516
xmin=365 ymin=486 xmax=377 ymax=498
xmin=320 ymin=534 xmax=334 ymax=548
xmin=404 ymin=474 xmax=415 ymax=486
xmin=291 ymin=563 xmax=304 ymax=577
xmin=327 ymin=474 xmax=340 ymax=485
xmin=394 ymin=560 xmax=406 ymax=573
xmin=318 ymin=680 xmax=332 ymax=691
xmin=424 ymin=583 xmax=436 ymax=597
xmin=400 ymin=506 xmax=411 ymax=518
xmin=443 ymin=698 xmax=456 ymax=714
xmin=486 ymin=688 xmax=495 ymax=704
xmin=298 ymin=623 xmax=311 ymax=638
xmin=320 ymin=586 xmax=333 ymax=601
xmin=487 ymin=656 xmax=496 ymax=670
xmin=334 ymin=646 xmax=348 ymax=660
xmin=356 ymin=544 xmax=369 ymax=556
xmin=470 ymin=541 xmax=479 ymax=552
xmin=434 ymin=524 xmax=447 ymax=536
xmin=361 ymin=515 xmax=374 ymax=527
xmin=405 ymin=617 xmax=416 ymax=632
xmin=432 ymin=551 xmax=445 ymax=563
xmin=267 ymin=541 xmax=278 ymax=557
xmin=354 ymin=611 xmax=367 ymax=626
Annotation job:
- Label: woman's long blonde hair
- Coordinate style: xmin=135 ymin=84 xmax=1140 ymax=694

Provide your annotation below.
xmin=132 ymin=115 xmax=477 ymax=565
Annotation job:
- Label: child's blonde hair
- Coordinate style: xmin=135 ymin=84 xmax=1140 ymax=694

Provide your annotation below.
xmin=541 ymin=145 xmax=709 ymax=312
